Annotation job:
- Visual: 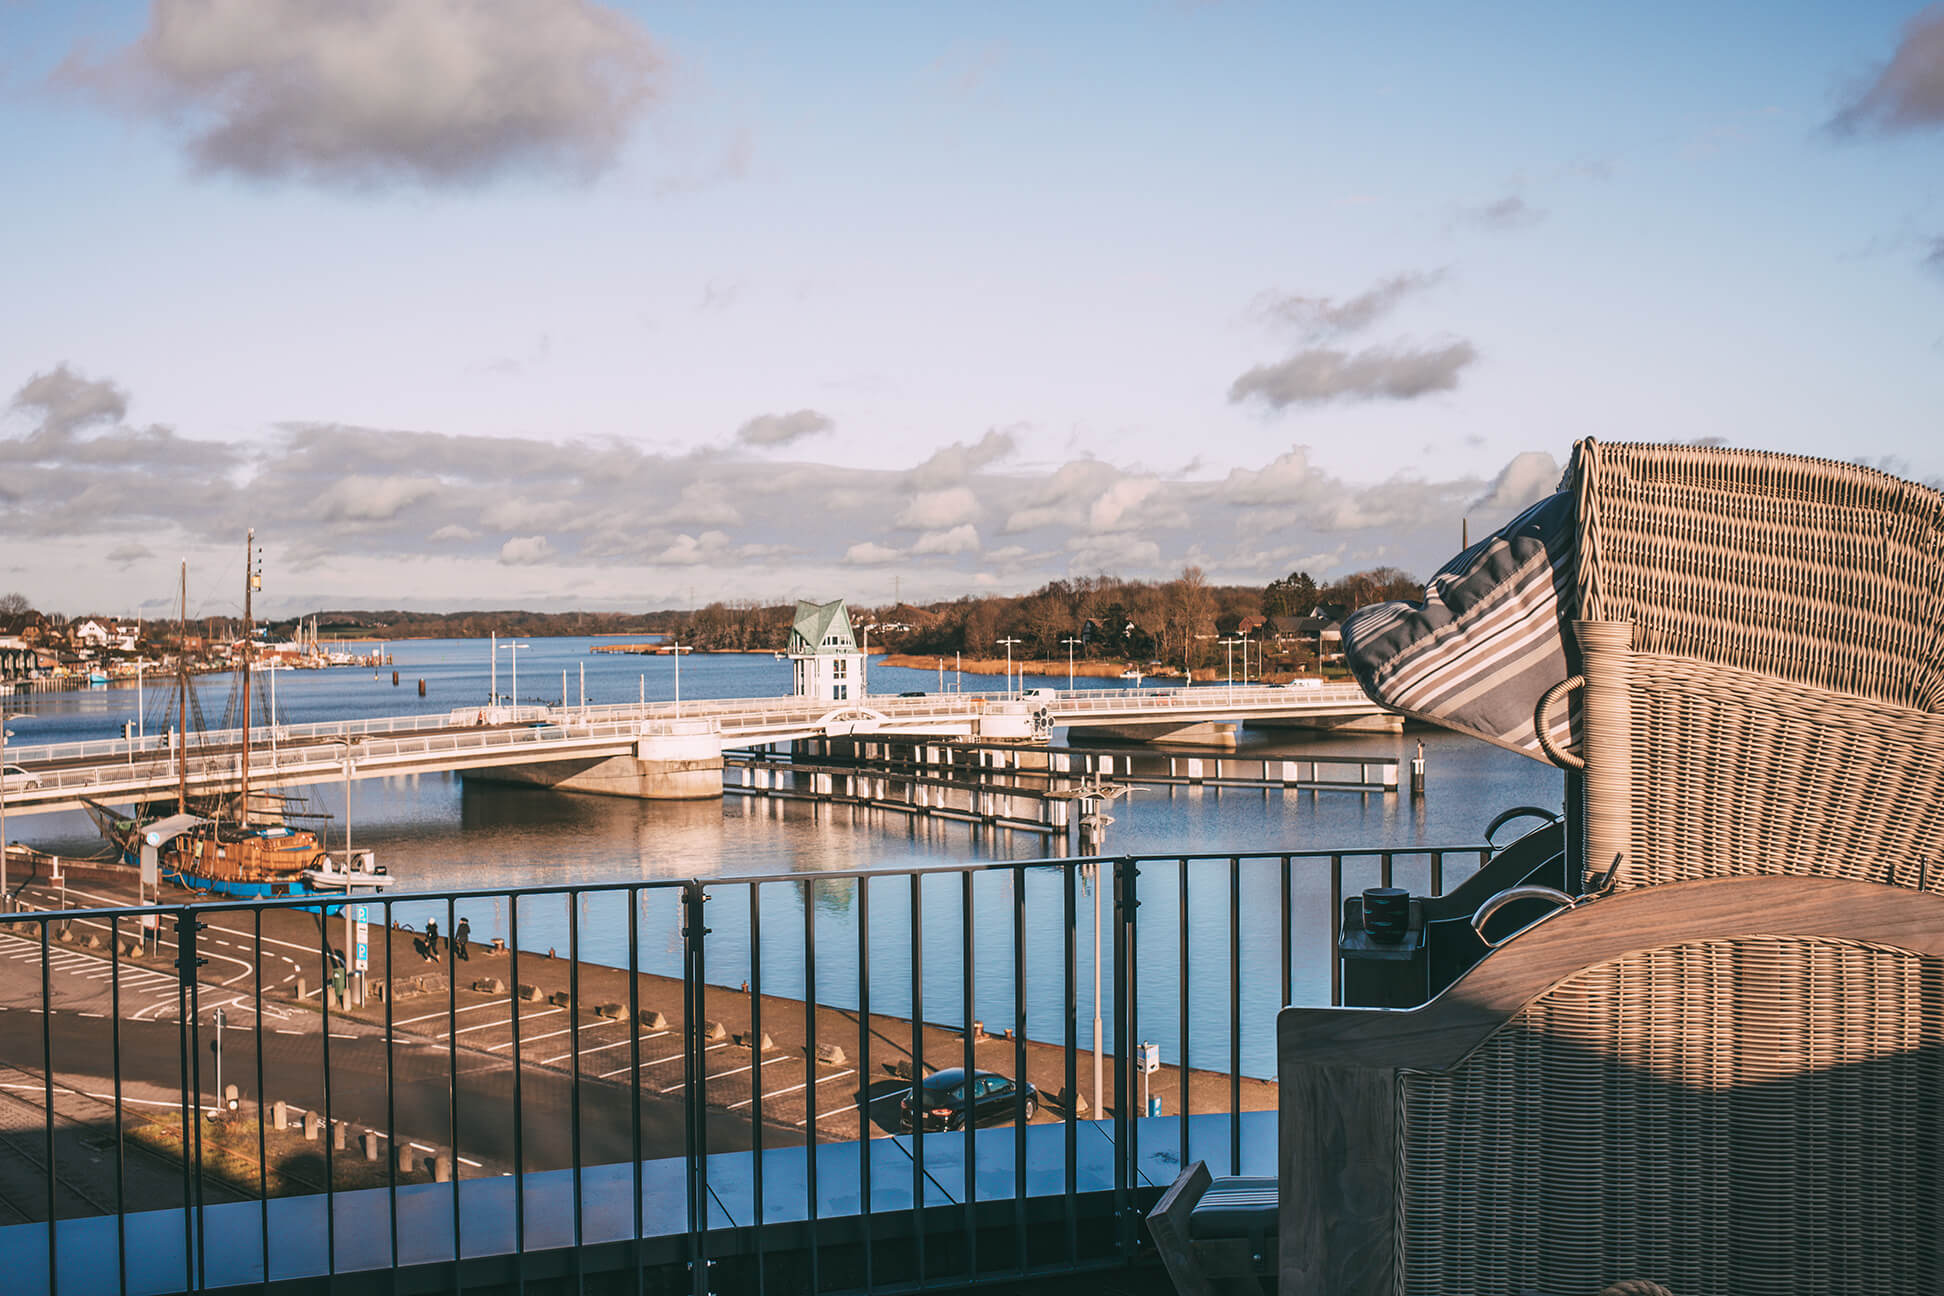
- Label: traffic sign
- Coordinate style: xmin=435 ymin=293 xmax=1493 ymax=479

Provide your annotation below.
xmin=353 ymin=903 xmax=370 ymax=972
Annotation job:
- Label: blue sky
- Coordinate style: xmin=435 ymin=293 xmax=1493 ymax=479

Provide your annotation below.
xmin=2 ymin=1 xmax=1941 ymax=616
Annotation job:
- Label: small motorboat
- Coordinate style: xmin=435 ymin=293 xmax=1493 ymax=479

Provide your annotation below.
xmin=304 ymin=849 xmax=396 ymax=891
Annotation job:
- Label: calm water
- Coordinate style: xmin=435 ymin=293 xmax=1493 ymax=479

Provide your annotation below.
xmin=7 ymin=637 xmax=1563 ymax=1075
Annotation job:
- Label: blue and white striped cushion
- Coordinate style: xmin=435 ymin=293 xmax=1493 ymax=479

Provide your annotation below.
xmin=1341 ymin=490 xmax=1580 ymax=762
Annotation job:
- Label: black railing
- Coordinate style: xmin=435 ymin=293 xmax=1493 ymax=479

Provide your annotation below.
xmin=0 ymin=842 xmax=1502 ymax=1295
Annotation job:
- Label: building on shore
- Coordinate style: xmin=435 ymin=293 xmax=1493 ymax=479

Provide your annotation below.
xmin=788 ymin=599 xmax=864 ymax=702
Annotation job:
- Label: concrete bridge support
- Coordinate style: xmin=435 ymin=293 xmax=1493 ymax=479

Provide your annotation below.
xmin=1063 ymin=720 xmax=1241 ymax=748
xmin=462 ymin=729 xmax=724 ymax=801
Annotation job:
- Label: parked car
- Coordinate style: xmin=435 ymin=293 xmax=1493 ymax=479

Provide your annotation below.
xmin=1 ymin=764 xmax=42 ymax=791
xmin=899 ymin=1067 xmax=1037 ymax=1131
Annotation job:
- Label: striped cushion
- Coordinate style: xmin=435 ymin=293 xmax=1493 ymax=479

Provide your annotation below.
xmin=1189 ymin=1175 xmax=1279 ymax=1240
xmin=1341 ymin=490 xmax=1580 ymax=761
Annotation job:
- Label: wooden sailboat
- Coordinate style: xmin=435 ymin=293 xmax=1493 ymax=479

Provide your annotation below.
xmin=152 ymin=536 xmax=328 ymax=898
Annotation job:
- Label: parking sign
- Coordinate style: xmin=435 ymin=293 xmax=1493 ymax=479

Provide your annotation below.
xmin=353 ymin=903 xmax=370 ymax=973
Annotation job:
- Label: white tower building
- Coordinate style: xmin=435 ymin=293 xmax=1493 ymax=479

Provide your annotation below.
xmin=789 ymin=599 xmax=865 ymax=702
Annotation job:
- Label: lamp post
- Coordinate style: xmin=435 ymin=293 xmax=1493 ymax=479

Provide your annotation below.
xmin=1221 ymin=635 xmax=1243 ymax=696
xmin=996 ymin=637 xmax=1022 ymax=697
xmin=498 ymin=642 xmax=528 ymax=712
xmin=669 ymin=642 xmax=692 ymax=717
xmin=0 ymin=713 xmax=10 ymax=912
xmin=1061 ymin=636 xmax=1082 ymax=691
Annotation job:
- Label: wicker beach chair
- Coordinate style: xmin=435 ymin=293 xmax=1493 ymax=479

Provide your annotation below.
xmin=1560 ymin=440 xmax=1944 ymax=893
xmin=1345 ymin=439 xmax=1944 ymax=895
xmin=1277 ymin=875 xmax=1944 ymax=1296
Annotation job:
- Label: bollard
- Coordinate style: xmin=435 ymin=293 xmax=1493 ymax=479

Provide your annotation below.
xmin=272 ymin=1100 xmax=288 ymax=1131
xmin=398 ymin=1145 xmax=416 ymax=1175
xmin=333 ymin=1120 xmax=348 ymax=1152
xmin=303 ymin=1110 xmax=321 ymax=1141
xmin=224 ymin=1083 xmax=239 ymax=1111
xmin=489 ymin=937 xmax=506 ymax=956
xmin=362 ymin=1130 xmax=380 ymax=1162
xmin=418 ymin=678 xmax=426 ymax=696
xmin=295 ymin=977 xmax=307 ymax=1001
xmin=434 ymin=1151 xmax=452 ymax=1184
xmin=392 ymin=670 xmax=399 ymax=686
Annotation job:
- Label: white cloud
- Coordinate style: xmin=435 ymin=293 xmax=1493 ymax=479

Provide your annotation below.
xmin=61 ymin=0 xmax=665 ymax=189
xmin=315 ymin=474 xmax=441 ymax=522
xmin=1087 ymin=478 xmax=1160 ymax=532
xmin=736 ymin=409 xmax=833 ymax=447
xmin=427 ymin=523 xmax=479 ymax=542
xmin=1229 ymin=342 xmax=1476 ymax=409
xmin=655 ymin=530 xmax=730 ymax=564
xmin=666 ymin=480 xmax=742 ymax=526
xmin=912 ymin=524 xmax=980 ymax=556
xmin=895 ymin=486 xmax=980 ymax=530
xmin=843 ymin=541 xmax=902 ymax=565
xmin=498 ymin=535 xmax=555 ymax=565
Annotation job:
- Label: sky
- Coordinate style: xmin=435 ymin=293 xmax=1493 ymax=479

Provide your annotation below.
xmin=2 ymin=1 xmax=1943 ymax=619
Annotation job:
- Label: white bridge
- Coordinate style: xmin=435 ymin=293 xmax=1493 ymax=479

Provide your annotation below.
xmin=0 ymin=683 xmax=1394 ymax=815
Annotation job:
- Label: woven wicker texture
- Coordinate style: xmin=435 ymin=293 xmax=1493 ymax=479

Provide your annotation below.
xmin=1398 ymin=936 xmax=1944 ymax=1296
xmin=1569 ymin=440 xmax=1944 ymax=891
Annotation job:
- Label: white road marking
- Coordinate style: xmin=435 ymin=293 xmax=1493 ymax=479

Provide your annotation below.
xmin=730 ymin=1068 xmax=856 ymax=1112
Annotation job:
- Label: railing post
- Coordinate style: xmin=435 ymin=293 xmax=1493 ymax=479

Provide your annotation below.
xmin=172 ymin=908 xmax=207 ymax=1293
xmin=680 ymin=880 xmax=712 ymax=1296
xmin=1111 ymin=855 xmax=1140 ymax=1262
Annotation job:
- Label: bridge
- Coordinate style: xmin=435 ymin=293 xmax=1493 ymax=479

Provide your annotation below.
xmin=0 ymin=683 xmax=1394 ymax=815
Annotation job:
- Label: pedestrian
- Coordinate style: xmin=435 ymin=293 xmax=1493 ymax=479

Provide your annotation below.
xmin=454 ymin=917 xmax=471 ymax=962
xmin=424 ymin=917 xmax=440 ymax=961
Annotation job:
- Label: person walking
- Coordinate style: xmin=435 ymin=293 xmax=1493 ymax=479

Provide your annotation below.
xmin=424 ymin=917 xmax=440 ymax=961
xmin=454 ymin=917 xmax=471 ymax=962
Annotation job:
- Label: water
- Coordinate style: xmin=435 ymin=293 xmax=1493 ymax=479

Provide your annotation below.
xmin=6 ymin=637 xmax=1564 ymax=1075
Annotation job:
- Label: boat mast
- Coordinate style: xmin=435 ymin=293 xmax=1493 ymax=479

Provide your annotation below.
xmin=176 ymin=560 xmax=188 ymax=814
xmin=239 ymin=530 xmax=256 ymax=826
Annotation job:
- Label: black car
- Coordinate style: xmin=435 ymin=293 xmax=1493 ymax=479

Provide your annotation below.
xmin=898 ymin=1067 xmax=1037 ymax=1131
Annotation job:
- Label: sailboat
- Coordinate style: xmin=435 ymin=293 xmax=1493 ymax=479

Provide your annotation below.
xmin=143 ymin=538 xmax=330 ymax=898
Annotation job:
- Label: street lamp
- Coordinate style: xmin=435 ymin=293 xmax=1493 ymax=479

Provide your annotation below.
xmin=0 ymin=713 xmax=11 ymax=912
xmin=1061 ymin=636 xmax=1082 ymax=691
xmin=1221 ymin=635 xmax=1243 ymax=694
xmin=498 ymin=642 xmax=528 ymax=710
xmin=669 ymin=641 xmax=692 ymax=717
xmin=996 ymin=637 xmax=1022 ymax=697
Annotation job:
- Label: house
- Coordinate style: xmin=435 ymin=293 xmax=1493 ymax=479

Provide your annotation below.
xmin=1269 ymin=613 xmax=1345 ymax=663
xmin=74 ymin=619 xmax=110 ymax=648
xmin=788 ymin=599 xmax=866 ymax=703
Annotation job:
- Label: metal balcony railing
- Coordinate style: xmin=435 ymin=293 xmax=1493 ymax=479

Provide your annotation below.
xmin=0 ymin=842 xmax=1496 ymax=1295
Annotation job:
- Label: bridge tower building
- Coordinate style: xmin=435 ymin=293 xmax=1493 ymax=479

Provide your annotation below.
xmin=789 ymin=599 xmax=865 ymax=703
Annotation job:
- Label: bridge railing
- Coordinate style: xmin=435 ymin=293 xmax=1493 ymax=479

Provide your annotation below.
xmin=0 ymin=831 xmax=1542 ymax=1294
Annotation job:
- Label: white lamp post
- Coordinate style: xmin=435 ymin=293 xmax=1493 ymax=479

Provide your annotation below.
xmin=1062 ymin=636 xmax=1082 ymax=691
xmin=498 ymin=642 xmax=528 ymax=712
xmin=996 ymin=637 xmax=1022 ymax=697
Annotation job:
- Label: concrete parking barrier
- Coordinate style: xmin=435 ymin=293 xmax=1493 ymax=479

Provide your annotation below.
xmin=814 ymin=1043 xmax=847 ymax=1067
xmin=700 ymin=1020 xmax=727 ymax=1042
xmin=472 ymin=977 xmax=505 ymax=995
xmin=735 ymin=1030 xmax=774 ymax=1051
xmin=595 ymin=1002 xmax=624 ymax=1020
xmin=518 ymin=983 xmax=543 ymax=1002
xmin=639 ymin=1009 xmax=668 ymax=1030
xmin=548 ymin=990 xmax=573 ymax=1009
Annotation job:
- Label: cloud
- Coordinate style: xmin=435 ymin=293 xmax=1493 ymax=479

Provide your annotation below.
xmin=106 ymin=542 xmax=152 ymax=566
xmin=1453 ymin=195 xmax=1544 ymax=232
xmin=498 ymin=535 xmax=555 ymax=565
xmin=736 ymin=409 xmax=834 ymax=447
xmin=4 ymin=362 xmax=1569 ymax=611
xmin=894 ymin=486 xmax=980 ymax=530
xmin=59 ymin=0 xmax=664 ymax=188
xmin=912 ymin=525 xmax=980 ymax=556
xmin=909 ymin=428 xmax=1016 ymax=488
xmin=314 ymin=474 xmax=442 ymax=523
xmin=1469 ymin=451 xmax=1564 ymax=515
xmin=1228 ymin=342 xmax=1477 ymax=409
xmin=1832 ymin=8 xmax=1944 ymax=134
xmin=655 ymin=531 xmax=731 ymax=565
xmin=1256 ymin=270 xmax=1447 ymax=339
xmin=843 ymin=541 xmax=902 ymax=565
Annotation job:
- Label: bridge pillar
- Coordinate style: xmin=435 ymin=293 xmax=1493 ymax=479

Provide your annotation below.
xmin=462 ymin=728 xmax=724 ymax=801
